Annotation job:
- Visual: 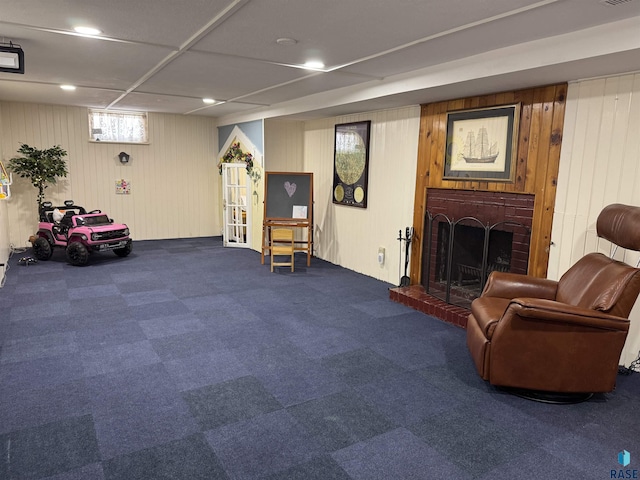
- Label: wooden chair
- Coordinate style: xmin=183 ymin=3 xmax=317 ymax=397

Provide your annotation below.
xmin=270 ymin=228 xmax=294 ymax=272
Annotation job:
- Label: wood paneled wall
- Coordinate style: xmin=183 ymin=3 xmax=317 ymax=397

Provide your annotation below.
xmin=264 ymin=119 xmax=305 ymax=173
xmin=550 ymin=74 xmax=640 ymax=367
xmin=0 ymin=102 xmax=220 ymax=247
xmin=410 ymin=83 xmax=568 ymax=284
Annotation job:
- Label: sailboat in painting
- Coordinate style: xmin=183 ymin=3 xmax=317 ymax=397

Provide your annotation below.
xmin=462 ymin=127 xmax=499 ymax=163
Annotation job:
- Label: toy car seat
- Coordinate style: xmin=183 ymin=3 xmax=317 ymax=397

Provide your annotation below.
xmin=59 ymin=210 xmax=74 ymax=234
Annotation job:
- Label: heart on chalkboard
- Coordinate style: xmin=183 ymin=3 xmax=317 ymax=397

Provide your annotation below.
xmin=284 ymin=181 xmax=297 ymax=198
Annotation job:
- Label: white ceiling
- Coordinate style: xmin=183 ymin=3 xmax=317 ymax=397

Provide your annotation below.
xmin=1 ymin=0 xmax=639 ymax=123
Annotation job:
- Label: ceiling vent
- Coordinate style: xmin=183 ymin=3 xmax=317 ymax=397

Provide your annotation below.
xmin=599 ymin=0 xmax=635 ymax=6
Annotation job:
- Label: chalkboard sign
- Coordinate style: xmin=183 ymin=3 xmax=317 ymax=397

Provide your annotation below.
xmin=264 ymin=172 xmax=313 ymax=222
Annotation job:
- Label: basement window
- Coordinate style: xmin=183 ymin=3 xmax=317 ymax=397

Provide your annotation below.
xmin=88 ymin=109 xmax=149 ymax=143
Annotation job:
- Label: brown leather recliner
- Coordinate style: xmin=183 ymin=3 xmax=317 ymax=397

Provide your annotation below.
xmin=466 ymin=204 xmax=640 ymax=398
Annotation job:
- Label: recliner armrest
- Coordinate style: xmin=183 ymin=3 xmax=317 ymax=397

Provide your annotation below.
xmin=481 ymin=271 xmax=558 ymax=300
xmin=508 ymin=297 xmax=630 ymax=332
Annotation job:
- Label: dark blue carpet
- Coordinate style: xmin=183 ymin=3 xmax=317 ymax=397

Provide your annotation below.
xmin=0 ymin=237 xmax=639 ymax=479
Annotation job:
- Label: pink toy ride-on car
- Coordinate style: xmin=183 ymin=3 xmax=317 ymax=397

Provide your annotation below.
xmin=32 ymin=200 xmax=132 ymax=266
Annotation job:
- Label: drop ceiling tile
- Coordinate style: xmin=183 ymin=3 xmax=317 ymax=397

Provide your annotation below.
xmin=0 ymin=81 xmax=123 ymax=109
xmin=108 ymin=92 xmax=210 ymax=115
xmin=191 ymin=101 xmax=266 ymax=117
xmin=239 ymin=71 xmax=377 ymax=106
xmin=138 ymin=51 xmax=309 ymax=100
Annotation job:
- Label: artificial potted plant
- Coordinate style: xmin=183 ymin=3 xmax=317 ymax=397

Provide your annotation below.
xmin=8 ymin=143 xmax=68 ymax=209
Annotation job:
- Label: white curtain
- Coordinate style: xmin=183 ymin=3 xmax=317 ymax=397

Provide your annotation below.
xmin=89 ymin=110 xmax=148 ymax=143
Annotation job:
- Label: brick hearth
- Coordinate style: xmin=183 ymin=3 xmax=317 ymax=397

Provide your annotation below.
xmin=389 ymin=285 xmax=469 ymax=329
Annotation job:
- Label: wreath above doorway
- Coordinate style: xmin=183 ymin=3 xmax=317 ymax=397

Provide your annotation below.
xmin=219 ymin=141 xmax=253 ymax=172
xmin=218 ymin=142 xmax=261 ymax=183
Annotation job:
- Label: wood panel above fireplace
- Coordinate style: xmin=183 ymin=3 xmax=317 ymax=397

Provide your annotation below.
xmin=410 ymin=83 xmax=567 ymax=285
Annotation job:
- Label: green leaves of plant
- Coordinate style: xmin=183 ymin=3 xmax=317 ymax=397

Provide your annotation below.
xmin=8 ymin=143 xmax=68 ymax=205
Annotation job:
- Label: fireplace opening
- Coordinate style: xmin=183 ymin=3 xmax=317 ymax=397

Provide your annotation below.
xmin=434 ymin=223 xmax=513 ymax=303
xmin=422 ymin=212 xmax=530 ymax=309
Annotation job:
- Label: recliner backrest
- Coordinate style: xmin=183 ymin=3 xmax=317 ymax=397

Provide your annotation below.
xmin=557 ymin=253 xmax=640 ymax=317
xmin=556 ymin=204 xmax=640 ymax=318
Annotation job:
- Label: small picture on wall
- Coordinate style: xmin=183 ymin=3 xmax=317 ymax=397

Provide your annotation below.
xmin=333 ymin=120 xmax=371 ymax=208
xmin=116 ymin=179 xmax=131 ymax=194
xmin=443 ymin=104 xmax=520 ymax=182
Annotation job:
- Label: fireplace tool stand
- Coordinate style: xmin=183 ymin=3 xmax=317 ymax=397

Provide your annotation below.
xmin=398 ymin=227 xmax=413 ymax=286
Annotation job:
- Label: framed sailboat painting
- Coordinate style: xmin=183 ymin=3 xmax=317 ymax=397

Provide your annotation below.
xmin=443 ymin=104 xmax=520 ymax=182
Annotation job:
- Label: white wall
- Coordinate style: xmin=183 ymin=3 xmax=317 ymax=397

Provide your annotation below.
xmin=0 ymin=200 xmax=8 ymax=270
xmin=264 ymin=109 xmax=420 ymax=284
xmin=265 ymin=119 xmax=305 ymax=173
xmin=262 ymin=119 xmax=306 ymax=253
xmin=550 ymin=73 xmax=640 ymax=367
xmin=0 ymin=102 xmax=220 ymax=247
xmin=0 ymin=102 xmax=9 ymax=278
xmin=302 ymin=107 xmax=420 ymax=284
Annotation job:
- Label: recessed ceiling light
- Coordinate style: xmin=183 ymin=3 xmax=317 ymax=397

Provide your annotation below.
xmin=303 ymin=60 xmax=325 ymax=70
xmin=60 ymin=85 xmax=76 ymax=91
xmin=276 ymin=37 xmax=298 ymax=46
xmin=202 ymin=98 xmax=216 ymax=104
xmin=73 ymin=26 xmax=102 ymax=35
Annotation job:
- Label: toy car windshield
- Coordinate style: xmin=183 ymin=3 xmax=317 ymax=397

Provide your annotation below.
xmin=76 ymin=214 xmax=111 ymax=226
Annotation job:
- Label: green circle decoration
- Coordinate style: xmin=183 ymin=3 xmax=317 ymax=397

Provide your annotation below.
xmin=335 ymin=132 xmax=366 ymax=185
xmin=353 ymin=186 xmax=365 ymax=204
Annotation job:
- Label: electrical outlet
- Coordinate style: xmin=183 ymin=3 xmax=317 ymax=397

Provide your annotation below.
xmin=378 ymin=247 xmax=385 ymax=265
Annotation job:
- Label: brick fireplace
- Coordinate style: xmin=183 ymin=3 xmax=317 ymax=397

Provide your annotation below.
xmin=391 ymin=188 xmax=535 ymax=328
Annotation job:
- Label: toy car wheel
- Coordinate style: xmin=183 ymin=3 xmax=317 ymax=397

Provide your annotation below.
xmin=66 ymin=242 xmax=89 ymax=266
xmin=32 ymin=237 xmax=53 ymax=260
xmin=114 ymin=239 xmax=133 ymax=257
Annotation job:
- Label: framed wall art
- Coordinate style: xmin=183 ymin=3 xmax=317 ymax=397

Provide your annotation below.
xmin=443 ymin=104 xmax=520 ymax=182
xmin=333 ymin=120 xmax=371 ymax=208
xmin=115 ymin=178 xmax=131 ymax=194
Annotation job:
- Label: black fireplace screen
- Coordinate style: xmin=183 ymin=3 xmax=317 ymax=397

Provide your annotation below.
xmin=421 ymin=211 xmax=530 ymax=309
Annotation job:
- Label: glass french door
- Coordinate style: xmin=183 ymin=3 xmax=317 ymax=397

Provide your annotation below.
xmin=222 ymin=163 xmax=250 ymax=248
